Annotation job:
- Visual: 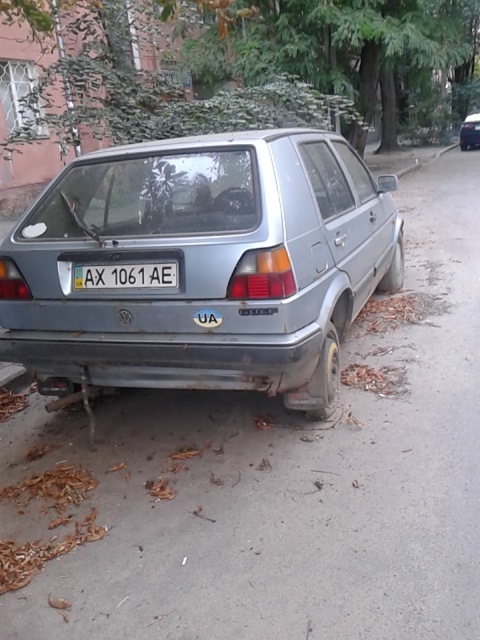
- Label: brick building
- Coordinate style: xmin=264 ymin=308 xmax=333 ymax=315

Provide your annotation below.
xmin=0 ymin=7 xmax=191 ymax=219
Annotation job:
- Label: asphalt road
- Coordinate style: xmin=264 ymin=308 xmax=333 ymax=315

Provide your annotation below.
xmin=1 ymin=147 xmax=480 ymax=639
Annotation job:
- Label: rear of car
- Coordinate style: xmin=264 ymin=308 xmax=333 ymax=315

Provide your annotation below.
xmin=0 ymin=129 xmax=403 ymax=419
xmin=460 ymin=113 xmax=480 ymax=151
xmin=0 ymin=132 xmax=328 ymax=397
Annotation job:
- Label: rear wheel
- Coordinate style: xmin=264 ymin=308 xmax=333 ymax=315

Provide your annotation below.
xmin=377 ymin=232 xmax=404 ymax=294
xmin=460 ymin=143 xmax=468 ymax=151
xmin=283 ymin=322 xmax=340 ymax=422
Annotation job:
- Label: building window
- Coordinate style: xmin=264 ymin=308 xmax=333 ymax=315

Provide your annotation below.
xmin=0 ymin=61 xmax=48 ymax=137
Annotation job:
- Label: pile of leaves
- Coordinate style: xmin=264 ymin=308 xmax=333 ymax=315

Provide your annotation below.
xmin=0 ymin=389 xmax=29 ymax=422
xmin=357 ymin=295 xmax=421 ymax=333
xmin=0 ymin=465 xmax=98 ymax=512
xmin=0 ymin=465 xmax=106 ymax=594
xmin=341 ymin=364 xmax=404 ymax=396
xmin=0 ymin=509 xmax=106 ymax=595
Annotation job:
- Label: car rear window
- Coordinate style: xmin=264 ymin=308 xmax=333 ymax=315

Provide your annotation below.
xmin=19 ymin=149 xmax=259 ymax=240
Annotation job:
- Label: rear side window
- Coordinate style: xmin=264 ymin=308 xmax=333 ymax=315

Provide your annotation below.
xmin=299 ymin=142 xmax=355 ymax=220
xmin=19 ymin=149 xmax=258 ymax=239
xmin=332 ymin=141 xmax=377 ymax=204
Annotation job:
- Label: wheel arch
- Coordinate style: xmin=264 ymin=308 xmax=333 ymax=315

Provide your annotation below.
xmin=317 ymin=272 xmax=354 ymax=343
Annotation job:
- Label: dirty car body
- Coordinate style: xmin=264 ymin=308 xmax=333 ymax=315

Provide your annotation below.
xmin=0 ymin=129 xmax=403 ymax=417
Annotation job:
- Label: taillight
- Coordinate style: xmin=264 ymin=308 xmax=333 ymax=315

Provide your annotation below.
xmin=228 ymin=246 xmax=297 ymax=300
xmin=0 ymin=259 xmax=32 ymax=300
xmin=462 ymin=123 xmax=474 ymax=130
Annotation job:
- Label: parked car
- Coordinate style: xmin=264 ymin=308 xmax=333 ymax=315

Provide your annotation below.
xmin=0 ymin=129 xmax=403 ymax=420
xmin=460 ymin=113 xmax=480 ymax=151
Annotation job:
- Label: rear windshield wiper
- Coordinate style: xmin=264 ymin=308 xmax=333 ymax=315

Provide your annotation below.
xmin=60 ymin=190 xmax=104 ymax=247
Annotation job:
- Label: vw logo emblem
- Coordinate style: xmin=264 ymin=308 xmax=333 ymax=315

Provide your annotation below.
xmin=118 ymin=309 xmax=133 ymax=326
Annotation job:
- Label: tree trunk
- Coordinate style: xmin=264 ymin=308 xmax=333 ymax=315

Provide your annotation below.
xmin=376 ymin=65 xmax=400 ymax=153
xmin=99 ymin=1 xmax=135 ymax=73
xmin=348 ymin=41 xmax=380 ymax=157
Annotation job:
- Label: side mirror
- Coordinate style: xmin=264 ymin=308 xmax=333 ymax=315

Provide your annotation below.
xmin=377 ymin=174 xmax=398 ymax=193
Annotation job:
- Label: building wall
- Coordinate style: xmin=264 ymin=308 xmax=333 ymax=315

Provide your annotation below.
xmin=0 ymin=22 xmax=75 ymax=194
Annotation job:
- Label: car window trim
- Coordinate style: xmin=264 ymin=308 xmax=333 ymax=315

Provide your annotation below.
xmin=295 ymin=139 xmax=357 ymax=222
xmin=328 ymin=139 xmax=379 ymax=205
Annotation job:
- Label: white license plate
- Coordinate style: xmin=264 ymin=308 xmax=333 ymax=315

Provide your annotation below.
xmin=73 ymin=262 xmax=178 ymax=290
xmin=475 ymin=125 xmax=480 ymax=130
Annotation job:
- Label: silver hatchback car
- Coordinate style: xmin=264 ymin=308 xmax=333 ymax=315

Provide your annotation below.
xmin=0 ymin=129 xmax=403 ymax=420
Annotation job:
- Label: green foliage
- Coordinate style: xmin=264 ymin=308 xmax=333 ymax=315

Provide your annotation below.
xmin=0 ymin=1 xmax=53 ymax=32
xmin=400 ymin=82 xmax=454 ymax=145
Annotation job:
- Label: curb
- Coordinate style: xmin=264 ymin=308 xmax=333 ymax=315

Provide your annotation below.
xmin=0 ymin=364 xmax=29 ymax=392
xmin=397 ymin=142 xmax=459 ymax=180
xmin=433 ymin=142 xmax=459 ymax=160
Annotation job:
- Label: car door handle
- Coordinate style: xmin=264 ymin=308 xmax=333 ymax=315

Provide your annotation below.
xmin=334 ymin=234 xmax=347 ymax=247
xmin=369 ymin=211 xmax=377 ymax=223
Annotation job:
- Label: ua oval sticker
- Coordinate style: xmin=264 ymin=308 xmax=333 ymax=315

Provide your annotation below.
xmin=193 ymin=309 xmax=223 ymax=329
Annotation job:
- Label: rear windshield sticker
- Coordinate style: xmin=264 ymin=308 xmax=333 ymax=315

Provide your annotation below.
xmin=22 ymin=222 xmax=47 ymax=238
xmin=194 ymin=309 xmax=223 ymax=328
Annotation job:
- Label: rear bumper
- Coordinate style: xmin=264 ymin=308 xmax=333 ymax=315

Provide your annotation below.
xmin=0 ymin=327 xmax=323 ymax=394
xmin=460 ymin=131 xmax=480 ymax=145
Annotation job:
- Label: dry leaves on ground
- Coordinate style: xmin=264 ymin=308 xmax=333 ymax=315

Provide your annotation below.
xmin=25 ymin=444 xmax=58 ymax=461
xmin=357 ymin=295 xmax=419 ymax=333
xmin=0 ymin=509 xmax=106 ymax=595
xmin=0 ymin=465 xmax=98 ymax=512
xmin=341 ymin=364 xmax=401 ymax=396
xmin=107 ymin=462 xmax=126 ymax=473
xmin=145 ymin=478 xmax=176 ymax=500
xmin=167 ymin=445 xmax=200 ymax=461
xmin=253 ymin=415 xmax=274 ymax=431
xmin=48 ymin=594 xmax=72 ymax=610
xmin=48 ymin=515 xmax=72 ymax=530
xmin=0 ymin=389 xmax=29 ymax=422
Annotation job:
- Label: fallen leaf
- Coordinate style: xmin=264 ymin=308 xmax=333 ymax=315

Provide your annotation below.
xmin=48 ymin=594 xmax=72 ymax=609
xmin=26 ymin=444 xmax=57 ymax=461
xmin=107 ymin=462 xmax=126 ymax=472
xmin=253 ymin=415 xmax=273 ymax=431
xmin=58 ymin=611 xmax=69 ymax=623
xmin=168 ymin=445 xmax=200 ymax=461
xmin=48 ymin=515 xmax=72 ymax=530
xmin=146 ymin=479 xmax=176 ymax=500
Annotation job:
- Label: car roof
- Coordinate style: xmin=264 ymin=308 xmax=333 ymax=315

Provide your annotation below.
xmin=82 ymin=128 xmax=335 ymax=160
xmin=464 ymin=113 xmax=480 ymax=122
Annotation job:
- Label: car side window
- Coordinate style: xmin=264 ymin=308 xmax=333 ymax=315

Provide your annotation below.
xmin=299 ymin=142 xmax=355 ymax=220
xmin=332 ymin=141 xmax=377 ymax=204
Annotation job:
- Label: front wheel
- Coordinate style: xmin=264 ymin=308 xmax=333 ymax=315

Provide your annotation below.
xmin=283 ymin=322 xmax=340 ymax=421
xmin=377 ymin=232 xmax=404 ymax=294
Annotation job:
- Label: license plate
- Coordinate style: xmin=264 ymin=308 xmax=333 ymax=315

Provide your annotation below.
xmin=73 ymin=263 xmax=178 ymax=290
xmin=476 ymin=125 xmax=480 ymax=130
